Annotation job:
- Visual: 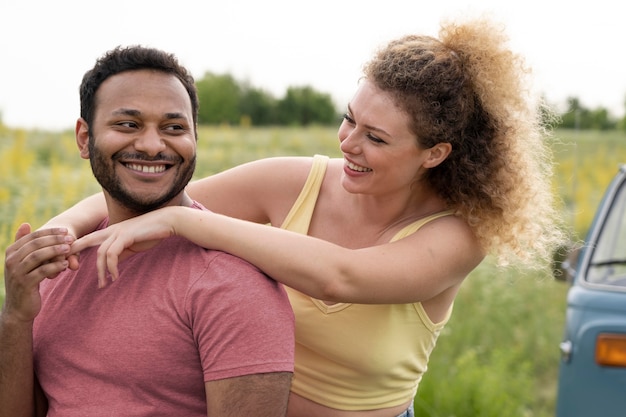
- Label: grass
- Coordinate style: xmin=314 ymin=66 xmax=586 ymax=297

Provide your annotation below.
xmin=417 ymin=262 xmax=569 ymax=417
xmin=2 ymin=125 xmax=626 ymax=415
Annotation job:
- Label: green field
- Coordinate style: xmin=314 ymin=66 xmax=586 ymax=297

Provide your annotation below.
xmin=2 ymin=125 xmax=626 ymax=416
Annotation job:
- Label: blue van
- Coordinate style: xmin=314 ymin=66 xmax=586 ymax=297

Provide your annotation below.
xmin=555 ymin=165 xmax=626 ymax=417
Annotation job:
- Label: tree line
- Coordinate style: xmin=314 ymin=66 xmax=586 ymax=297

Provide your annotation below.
xmin=196 ymin=71 xmax=626 ymax=131
xmin=1 ymin=72 xmax=624 ymax=130
xmin=556 ymin=97 xmax=626 ymax=131
xmin=196 ymin=72 xmax=339 ymax=126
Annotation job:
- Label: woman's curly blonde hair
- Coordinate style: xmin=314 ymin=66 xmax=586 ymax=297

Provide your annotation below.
xmin=363 ymin=16 xmax=566 ymax=270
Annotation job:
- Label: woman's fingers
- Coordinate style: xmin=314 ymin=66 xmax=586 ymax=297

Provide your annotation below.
xmin=70 ymin=219 xmax=169 ymax=287
xmin=70 ymin=230 xmax=108 ymax=254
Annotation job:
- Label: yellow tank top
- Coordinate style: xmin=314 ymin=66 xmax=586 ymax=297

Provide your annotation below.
xmin=280 ymin=155 xmax=454 ymax=410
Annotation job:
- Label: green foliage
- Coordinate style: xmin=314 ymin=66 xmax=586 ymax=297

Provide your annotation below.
xmin=416 ymin=262 xmax=567 ymax=417
xmin=551 ymin=129 xmax=626 ymax=238
xmin=239 ymin=87 xmax=278 ymax=126
xmin=191 ymin=125 xmax=342 ymax=178
xmin=195 ymin=72 xmax=339 ymax=126
xmin=276 ymin=86 xmax=339 ymax=126
xmin=196 ymin=72 xmax=242 ymax=125
xmin=558 ymin=97 xmax=618 ymax=130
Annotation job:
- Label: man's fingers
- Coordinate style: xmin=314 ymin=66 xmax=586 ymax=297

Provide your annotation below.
xmin=14 ymin=223 xmax=32 ymax=241
xmin=6 ymin=227 xmax=74 ymax=281
xmin=36 ymin=259 xmax=70 ymax=280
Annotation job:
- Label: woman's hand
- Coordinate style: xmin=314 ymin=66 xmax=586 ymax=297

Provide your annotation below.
xmin=70 ymin=209 xmax=177 ymax=288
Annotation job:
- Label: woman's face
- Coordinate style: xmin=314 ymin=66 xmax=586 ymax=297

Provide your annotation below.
xmin=337 ymin=80 xmax=436 ymax=197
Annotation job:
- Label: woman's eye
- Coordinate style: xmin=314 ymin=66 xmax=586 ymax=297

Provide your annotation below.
xmin=342 ymin=113 xmax=355 ymax=124
xmin=367 ymin=134 xmax=386 ymax=144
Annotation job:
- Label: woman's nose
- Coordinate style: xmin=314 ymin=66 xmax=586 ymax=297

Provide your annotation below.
xmin=339 ymin=130 xmax=361 ymax=154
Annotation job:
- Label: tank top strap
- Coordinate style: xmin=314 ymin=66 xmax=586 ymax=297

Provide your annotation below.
xmin=390 ymin=210 xmax=456 ymax=242
xmin=280 ymin=154 xmax=329 ymax=234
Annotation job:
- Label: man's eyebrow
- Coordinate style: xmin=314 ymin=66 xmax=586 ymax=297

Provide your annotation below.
xmin=164 ymin=112 xmax=186 ymax=120
xmin=111 ymin=109 xmax=186 ymax=120
xmin=112 ymin=108 xmax=141 ymax=117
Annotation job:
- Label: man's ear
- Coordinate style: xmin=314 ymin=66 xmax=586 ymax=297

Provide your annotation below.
xmin=423 ymin=142 xmax=452 ymax=168
xmin=75 ymin=118 xmax=90 ymax=159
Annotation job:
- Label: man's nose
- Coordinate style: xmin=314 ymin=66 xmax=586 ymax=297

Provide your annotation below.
xmin=134 ymin=128 xmax=166 ymax=156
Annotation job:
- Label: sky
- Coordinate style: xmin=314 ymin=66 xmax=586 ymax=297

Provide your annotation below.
xmin=1 ymin=0 xmax=624 ymax=130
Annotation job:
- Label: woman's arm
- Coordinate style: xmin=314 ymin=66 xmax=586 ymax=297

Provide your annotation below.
xmin=186 ymin=156 xmax=312 ymax=224
xmin=40 ymin=193 xmax=107 ymax=238
xmin=71 ymin=206 xmax=484 ymax=304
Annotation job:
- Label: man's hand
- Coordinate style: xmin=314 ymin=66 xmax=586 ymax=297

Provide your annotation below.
xmin=3 ymin=223 xmax=74 ymax=322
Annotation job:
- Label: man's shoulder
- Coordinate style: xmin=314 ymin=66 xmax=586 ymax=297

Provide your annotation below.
xmin=153 ymin=233 xmax=267 ymax=281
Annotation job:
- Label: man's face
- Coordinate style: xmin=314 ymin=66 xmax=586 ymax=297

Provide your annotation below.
xmin=79 ymin=69 xmax=196 ymax=214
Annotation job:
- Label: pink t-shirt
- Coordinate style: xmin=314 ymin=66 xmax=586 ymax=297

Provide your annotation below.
xmin=33 ymin=210 xmax=294 ymax=417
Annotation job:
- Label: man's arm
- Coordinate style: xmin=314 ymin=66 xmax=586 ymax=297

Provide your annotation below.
xmin=0 ymin=324 xmax=48 ymax=417
xmin=205 ymin=372 xmax=292 ymax=416
xmin=34 ymin=378 xmax=48 ymax=417
xmin=0 ymin=315 xmax=37 ymax=417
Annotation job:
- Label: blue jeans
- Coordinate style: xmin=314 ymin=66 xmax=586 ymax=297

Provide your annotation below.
xmin=395 ymin=402 xmax=415 ymax=417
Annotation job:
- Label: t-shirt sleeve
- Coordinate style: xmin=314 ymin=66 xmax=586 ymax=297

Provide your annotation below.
xmin=186 ymin=252 xmax=295 ymax=381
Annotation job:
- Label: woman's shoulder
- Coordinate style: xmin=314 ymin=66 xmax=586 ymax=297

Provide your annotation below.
xmin=238 ymin=155 xmax=341 ymax=183
xmin=239 ymin=155 xmax=316 ymax=173
xmin=246 ymin=154 xmax=337 ymax=168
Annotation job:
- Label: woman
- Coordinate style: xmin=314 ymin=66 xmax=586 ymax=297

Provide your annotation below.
xmin=51 ymin=16 xmax=564 ymax=417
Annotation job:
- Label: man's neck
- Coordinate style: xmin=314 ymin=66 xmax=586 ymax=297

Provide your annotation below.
xmin=105 ymin=192 xmax=194 ymax=225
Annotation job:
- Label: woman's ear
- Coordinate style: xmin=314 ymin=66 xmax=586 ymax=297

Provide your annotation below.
xmin=75 ymin=118 xmax=90 ymax=159
xmin=424 ymin=142 xmax=452 ymax=168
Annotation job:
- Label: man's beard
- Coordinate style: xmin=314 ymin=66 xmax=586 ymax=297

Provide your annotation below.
xmin=88 ymin=139 xmax=196 ymax=214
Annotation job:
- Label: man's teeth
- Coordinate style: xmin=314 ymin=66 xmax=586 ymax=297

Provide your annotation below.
xmin=126 ymin=163 xmax=166 ymax=173
xmin=346 ymin=161 xmax=372 ymax=172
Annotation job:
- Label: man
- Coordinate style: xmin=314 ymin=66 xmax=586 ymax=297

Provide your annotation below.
xmin=0 ymin=46 xmax=294 ymax=417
